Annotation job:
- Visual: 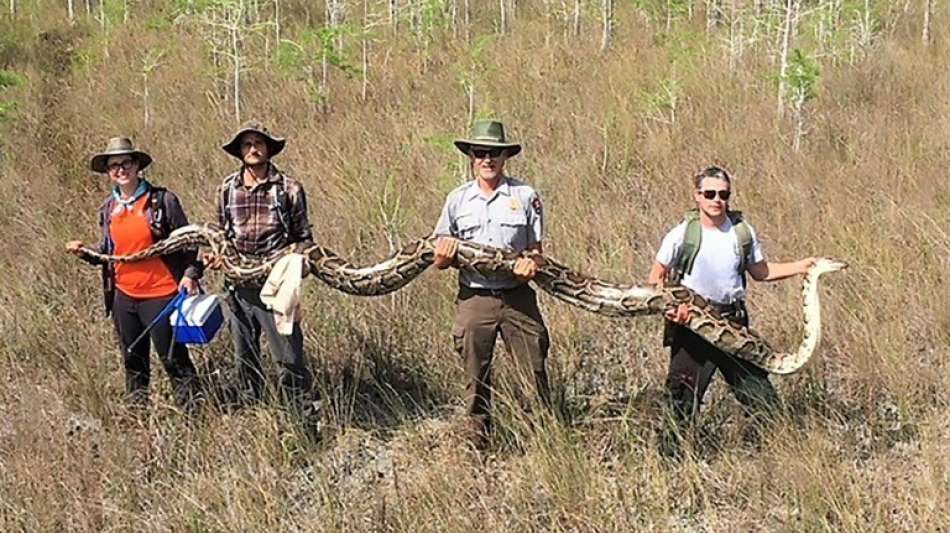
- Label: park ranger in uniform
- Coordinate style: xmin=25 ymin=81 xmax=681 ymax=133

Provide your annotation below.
xmin=432 ymin=119 xmax=551 ymax=451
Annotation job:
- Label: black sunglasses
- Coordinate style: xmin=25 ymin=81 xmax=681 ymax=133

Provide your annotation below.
xmin=470 ymin=147 xmax=504 ymax=159
xmin=700 ymin=189 xmax=731 ymax=200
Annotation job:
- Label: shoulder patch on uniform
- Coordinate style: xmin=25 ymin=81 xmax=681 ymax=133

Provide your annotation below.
xmin=531 ymin=197 xmax=542 ymax=215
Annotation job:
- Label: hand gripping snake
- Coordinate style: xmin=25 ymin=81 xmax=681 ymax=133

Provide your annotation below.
xmin=77 ymin=224 xmax=847 ymax=374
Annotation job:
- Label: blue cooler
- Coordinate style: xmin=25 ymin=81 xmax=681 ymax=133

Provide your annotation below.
xmin=170 ymin=294 xmax=224 ymax=345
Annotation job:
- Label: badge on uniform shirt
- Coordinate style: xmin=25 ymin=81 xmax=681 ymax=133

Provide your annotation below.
xmin=508 ymin=197 xmax=522 ymax=211
xmin=531 ymin=197 xmax=543 ymax=215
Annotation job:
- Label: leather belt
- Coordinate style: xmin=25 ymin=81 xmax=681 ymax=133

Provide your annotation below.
xmin=708 ymin=300 xmax=747 ymax=321
xmin=458 ymin=284 xmax=523 ymax=298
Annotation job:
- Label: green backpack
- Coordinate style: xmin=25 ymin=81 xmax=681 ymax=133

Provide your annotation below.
xmin=667 ymin=209 xmax=753 ymax=286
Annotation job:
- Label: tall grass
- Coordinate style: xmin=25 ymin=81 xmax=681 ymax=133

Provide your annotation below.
xmin=0 ymin=1 xmax=947 ymax=530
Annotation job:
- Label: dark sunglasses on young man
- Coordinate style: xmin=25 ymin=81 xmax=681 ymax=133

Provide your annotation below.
xmin=700 ymin=189 xmax=731 ymax=201
xmin=470 ymin=148 xmax=504 ymax=159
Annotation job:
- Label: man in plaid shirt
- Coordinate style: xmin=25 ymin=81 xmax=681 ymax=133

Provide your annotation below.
xmin=213 ymin=122 xmax=316 ymax=418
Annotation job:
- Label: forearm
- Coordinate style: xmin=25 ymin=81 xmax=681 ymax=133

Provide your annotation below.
xmin=181 ymin=250 xmax=204 ymax=280
xmin=647 ymin=261 xmax=667 ymax=286
xmin=78 ymin=234 xmax=110 ymax=265
xmin=77 ymin=249 xmax=105 ymax=266
xmin=758 ymin=261 xmax=805 ymax=282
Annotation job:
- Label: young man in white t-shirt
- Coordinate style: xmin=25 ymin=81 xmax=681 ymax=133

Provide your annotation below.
xmin=647 ymin=166 xmax=815 ymax=437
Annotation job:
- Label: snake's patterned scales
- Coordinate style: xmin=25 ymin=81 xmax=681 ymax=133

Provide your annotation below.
xmin=78 ymin=224 xmax=846 ymax=374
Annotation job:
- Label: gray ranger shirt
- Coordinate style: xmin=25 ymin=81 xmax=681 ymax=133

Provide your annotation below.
xmin=433 ymin=176 xmax=544 ymax=290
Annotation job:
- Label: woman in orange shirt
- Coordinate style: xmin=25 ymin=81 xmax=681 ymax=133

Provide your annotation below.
xmin=66 ymin=138 xmax=203 ymax=412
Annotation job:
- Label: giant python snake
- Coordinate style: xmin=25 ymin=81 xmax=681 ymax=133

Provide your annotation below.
xmin=77 ymin=224 xmax=847 ymax=374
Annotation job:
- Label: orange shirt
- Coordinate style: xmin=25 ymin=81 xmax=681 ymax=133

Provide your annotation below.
xmin=109 ymin=195 xmax=179 ymax=299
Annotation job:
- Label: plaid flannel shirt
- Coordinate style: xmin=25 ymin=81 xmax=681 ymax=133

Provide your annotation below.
xmin=217 ymin=164 xmax=314 ymax=257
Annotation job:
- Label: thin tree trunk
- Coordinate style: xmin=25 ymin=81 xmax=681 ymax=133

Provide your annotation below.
xmin=501 ymin=0 xmax=507 ymax=34
xmin=727 ymin=0 xmax=742 ymax=69
xmin=793 ymin=94 xmax=805 ymax=151
xmin=776 ymin=0 xmax=795 ymax=118
xmin=361 ymin=0 xmax=368 ymax=102
xmin=466 ymin=82 xmax=475 ymax=128
xmin=665 ymin=0 xmax=673 ymax=32
xmin=232 ymin=24 xmax=241 ymax=122
xmin=67 ymin=0 xmax=74 ymax=20
xmin=542 ymin=0 xmax=550 ymax=45
xmin=465 ymin=83 xmax=475 ymax=180
xmin=450 ymin=0 xmax=458 ymax=38
xmin=922 ymin=0 xmax=933 ymax=46
xmin=600 ymin=0 xmax=613 ymax=52
xmin=572 ymin=0 xmax=581 ymax=37
xmin=275 ymin=0 xmax=281 ymax=43
xmin=464 ymin=0 xmax=470 ymax=42
xmin=8 ymin=0 xmax=14 ymax=17
xmin=389 ymin=0 xmax=398 ymax=35
xmin=706 ymin=0 xmax=723 ymax=31
xmin=143 ymin=71 xmax=151 ymax=128
xmin=321 ymin=49 xmax=329 ymax=113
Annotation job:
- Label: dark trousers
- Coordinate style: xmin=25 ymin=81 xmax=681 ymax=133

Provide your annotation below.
xmin=227 ymin=286 xmax=313 ymax=408
xmin=111 ymin=290 xmax=199 ymax=410
xmin=664 ymin=309 xmax=780 ymax=425
xmin=451 ymin=284 xmax=551 ymax=448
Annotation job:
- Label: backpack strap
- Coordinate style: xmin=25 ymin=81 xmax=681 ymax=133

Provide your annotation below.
xmin=148 ymin=185 xmax=168 ymax=239
xmin=271 ymin=174 xmax=291 ymax=241
xmin=668 ymin=209 xmax=701 ymax=285
xmin=668 ymin=209 xmax=752 ymax=286
xmin=220 ymin=174 xmax=239 ymax=240
xmin=221 ymin=168 xmax=292 ymax=243
xmin=98 ymin=196 xmax=116 ymax=315
xmin=728 ymin=210 xmax=753 ymax=286
xmin=100 ymin=196 xmax=115 ymax=254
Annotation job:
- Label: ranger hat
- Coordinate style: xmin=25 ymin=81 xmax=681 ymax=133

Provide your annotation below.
xmin=454 ymin=119 xmax=522 ymax=157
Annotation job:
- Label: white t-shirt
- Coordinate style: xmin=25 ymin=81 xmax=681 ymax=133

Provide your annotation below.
xmin=655 ymin=218 xmax=765 ymax=304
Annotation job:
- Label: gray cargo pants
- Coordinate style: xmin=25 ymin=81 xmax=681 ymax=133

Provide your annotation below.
xmin=227 ymin=285 xmax=313 ymax=407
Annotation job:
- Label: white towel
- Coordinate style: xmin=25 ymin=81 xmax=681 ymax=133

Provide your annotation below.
xmin=259 ymin=254 xmax=306 ymax=335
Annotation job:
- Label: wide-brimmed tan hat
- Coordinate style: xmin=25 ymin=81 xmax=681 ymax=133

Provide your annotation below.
xmin=89 ymin=137 xmax=153 ymax=173
xmin=222 ymin=121 xmax=286 ymax=160
xmin=454 ymin=119 xmax=522 ymax=157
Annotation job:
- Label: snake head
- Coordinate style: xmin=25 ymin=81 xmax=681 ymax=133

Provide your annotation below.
xmin=813 ymin=258 xmax=848 ymax=275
